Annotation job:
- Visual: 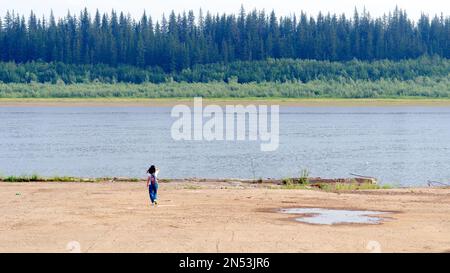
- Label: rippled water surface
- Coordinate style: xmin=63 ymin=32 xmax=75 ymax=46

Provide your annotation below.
xmin=1 ymin=106 xmax=449 ymax=186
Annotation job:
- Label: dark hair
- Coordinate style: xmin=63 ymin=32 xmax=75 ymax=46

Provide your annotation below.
xmin=147 ymin=165 xmax=156 ymax=174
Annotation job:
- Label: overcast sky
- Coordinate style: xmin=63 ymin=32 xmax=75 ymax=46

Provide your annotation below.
xmin=0 ymin=0 xmax=448 ymax=21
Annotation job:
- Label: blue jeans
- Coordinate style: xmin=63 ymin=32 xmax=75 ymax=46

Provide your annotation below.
xmin=149 ymin=183 xmax=158 ymax=203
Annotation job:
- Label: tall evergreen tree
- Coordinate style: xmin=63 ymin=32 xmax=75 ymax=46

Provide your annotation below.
xmin=0 ymin=8 xmax=448 ymax=71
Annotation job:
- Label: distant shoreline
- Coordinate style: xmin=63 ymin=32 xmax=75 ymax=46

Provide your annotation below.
xmin=2 ymin=97 xmax=450 ymax=107
xmin=1 ymin=176 xmax=446 ymax=190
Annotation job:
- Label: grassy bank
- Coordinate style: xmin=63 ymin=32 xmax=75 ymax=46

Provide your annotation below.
xmin=0 ymin=75 xmax=449 ymax=100
xmin=0 ymin=174 xmax=396 ymax=192
xmin=0 ymin=175 xmax=141 ymax=183
xmin=279 ymin=182 xmax=393 ymax=191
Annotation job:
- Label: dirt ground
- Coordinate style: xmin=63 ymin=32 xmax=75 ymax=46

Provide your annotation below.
xmin=1 ymin=181 xmax=449 ymax=253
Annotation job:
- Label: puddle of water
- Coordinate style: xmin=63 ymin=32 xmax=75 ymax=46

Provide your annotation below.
xmin=280 ymin=208 xmax=389 ymax=225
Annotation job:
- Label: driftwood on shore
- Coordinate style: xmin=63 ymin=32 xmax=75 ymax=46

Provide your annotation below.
xmin=308 ymin=177 xmax=377 ymax=185
xmin=427 ymin=180 xmax=450 ymax=187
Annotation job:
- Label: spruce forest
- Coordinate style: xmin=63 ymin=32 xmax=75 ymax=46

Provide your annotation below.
xmin=0 ymin=7 xmax=449 ymax=98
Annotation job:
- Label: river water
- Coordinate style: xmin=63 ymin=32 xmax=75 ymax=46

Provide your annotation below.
xmin=1 ymin=106 xmax=449 ymax=186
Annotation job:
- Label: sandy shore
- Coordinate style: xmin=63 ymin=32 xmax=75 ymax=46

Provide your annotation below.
xmin=2 ymin=98 xmax=450 ymax=107
xmin=1 ymin=180 xmax=449 ymax=253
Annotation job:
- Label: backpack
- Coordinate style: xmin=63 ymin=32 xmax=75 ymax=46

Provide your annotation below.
xmin=150 ymin=174 xmax=157 ymax=185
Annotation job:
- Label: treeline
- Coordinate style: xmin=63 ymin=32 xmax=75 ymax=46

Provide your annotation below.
xmin=0 ymin=7 xmax=449 ymax=71
xmin=174 ymin=56 xmax=450 ymax=83
xmin=1 ymin=77 xmax=448 ymax=98
xmin=0 ymin=56 xmax=449 ymax=84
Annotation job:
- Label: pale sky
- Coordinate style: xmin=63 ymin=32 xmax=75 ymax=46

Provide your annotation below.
xmin=0 ymin=0 xmax=448 ymax=21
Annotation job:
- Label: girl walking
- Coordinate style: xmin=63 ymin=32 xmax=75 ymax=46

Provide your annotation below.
xmin=147 ymin=165 xmax=159 ymax=206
